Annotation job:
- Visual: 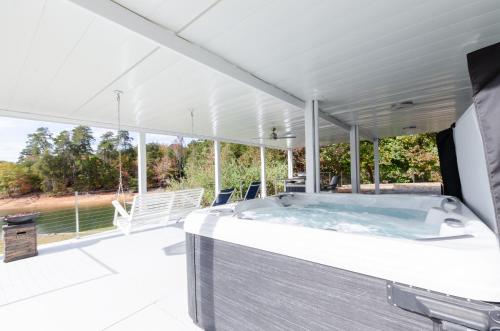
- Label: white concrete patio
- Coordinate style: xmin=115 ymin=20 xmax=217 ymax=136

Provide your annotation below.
xmin=0 ymin=224 xmax=199 ymax=331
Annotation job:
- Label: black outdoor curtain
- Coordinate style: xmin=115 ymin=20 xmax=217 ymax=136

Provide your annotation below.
xmin=466 ymin=41 xmax=500 ymax=237
xmin=436 ymin=126 xmax=463 ymax=200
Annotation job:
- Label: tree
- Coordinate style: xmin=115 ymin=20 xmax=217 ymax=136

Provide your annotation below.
xmin=116 ymin=130 xmax=133 ymax=151
xmin=320 ymin=143 xmax=351 ymax=184
xmin=0 ymin=162 xmax=35 ymax=196
xmin=69 ymin=126 xmax=94 ymax=190
xmin=19 ymin=127 xmax=52 ymax=164
xmin=379 ymin=133 xmax=440 ymax=183
xmin=71 ymin=125 xmax=94 ymax=156
xmin=52 ymin=130 xmax=75 ymax=189
xmin=6 ymin=123 xmax=442 ymax=198
xmin=147 ymin=139 xmax=187 ymax=188
xmin=97 ymin=131 xmax=118 ymax=164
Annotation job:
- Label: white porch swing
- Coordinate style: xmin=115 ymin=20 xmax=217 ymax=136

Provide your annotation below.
xmin=110 ymin=91 xmax=204 ymax=235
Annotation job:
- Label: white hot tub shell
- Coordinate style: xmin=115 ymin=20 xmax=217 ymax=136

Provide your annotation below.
xmin=183 ymin=42 xmax=500 ymax=330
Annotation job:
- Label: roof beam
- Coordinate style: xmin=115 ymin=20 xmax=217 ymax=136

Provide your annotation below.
xmin=318 ymin=110 xmax=351 ymax=131
xmin=67 ymin=0 xmax=305 ymax=109
xmin=66 ymin=0 xmax=366 ymax=139
xmin=318 ymin=110 xmax=375 ymax=140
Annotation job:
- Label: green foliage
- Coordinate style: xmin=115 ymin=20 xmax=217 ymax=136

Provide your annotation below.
xmin=147 ymin=140 xmax=185 ymax=188
xmin=379 ymin=133 xmax=441 ymax=183
xmin=0 ymin=162 xmax=35 ymax=196
xmin=13 ymin=126 xmax=137 ymax=194
xmin=171 ymin=141 xmax=287 ymax=205
xmin=2 ymin=125 xmax=442 ymax=200
xmin=295 ymin=133 xmax=441 ymax=185
xmin=19 ymin=127 xmax=52 ymax=164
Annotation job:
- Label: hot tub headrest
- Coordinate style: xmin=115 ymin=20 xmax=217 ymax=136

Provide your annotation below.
xmin=234 ymin=198 xmax=283 ymax=215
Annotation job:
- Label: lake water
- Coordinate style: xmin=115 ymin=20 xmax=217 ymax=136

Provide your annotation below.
xmin=0 ymin=205 xmax=115 ymax=234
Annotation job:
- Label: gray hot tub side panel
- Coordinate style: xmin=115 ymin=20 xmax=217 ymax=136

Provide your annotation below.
xmin=185 ymin=233 xmax=434 ymax=331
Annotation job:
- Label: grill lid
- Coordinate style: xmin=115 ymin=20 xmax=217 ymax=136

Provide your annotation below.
xmin=3 ymin=213 xmax=39 ymax=226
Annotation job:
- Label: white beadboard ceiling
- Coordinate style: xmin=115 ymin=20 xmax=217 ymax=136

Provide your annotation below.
xmin=1 ymin=0 xmax=499 ymax=148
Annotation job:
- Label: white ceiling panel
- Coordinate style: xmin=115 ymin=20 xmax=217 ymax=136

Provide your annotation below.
xmin=2 ymin=0 xmax=500 ymax=149
xmin=36 ymin=20 xmax=157 ymax=115
xmin=0 ymin=0 xmax=304 ymax=148
xmin=0 ymin=0 xmax=47 ymax=106
xmin=78 ymin=53 xmax=305 ymax=147
xmin=7 ymin=0 xmax=96 ymax=111
xmin=176 ymin=0 xmax=500 ymax=140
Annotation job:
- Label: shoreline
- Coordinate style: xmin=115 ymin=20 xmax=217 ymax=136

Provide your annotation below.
xmin=0 ymin=192 xmax=134 ymax=215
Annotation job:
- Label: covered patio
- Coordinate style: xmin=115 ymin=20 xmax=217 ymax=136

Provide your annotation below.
xmin=1 ymin=0 xmax=500 ymax=330
xmin=2 ymin=0 xmax=497 ymax=196
xmin=0 ymin=224 xmax=197 ymax=331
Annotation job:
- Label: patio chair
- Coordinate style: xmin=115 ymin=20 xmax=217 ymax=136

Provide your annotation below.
xmin=326 ymin=175 xmax=339 ymax=192
xmin=243 ymin=181 xmax=261 ymax=200
xmin=211 ymin=188 xmax=235 ymax=207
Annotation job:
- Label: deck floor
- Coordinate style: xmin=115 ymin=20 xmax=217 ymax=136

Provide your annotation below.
xmin=0 ymin=224 xmax=200 ymax=331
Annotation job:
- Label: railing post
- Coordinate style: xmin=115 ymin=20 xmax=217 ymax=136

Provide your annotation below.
xmin=75 ymin=191 xmax=80 ymax=239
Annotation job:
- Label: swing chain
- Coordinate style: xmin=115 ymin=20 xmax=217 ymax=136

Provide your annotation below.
xmin=114 ymin=90 xmax=125 ymax=207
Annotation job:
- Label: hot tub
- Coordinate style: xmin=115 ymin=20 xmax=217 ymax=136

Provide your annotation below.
xmin=235 ymin=193 xmax=476 ymax=240
xmin=183 ymin=43 xmax=500 ymax=330
xmin=184 ymin=193 xmax=500 ymax=330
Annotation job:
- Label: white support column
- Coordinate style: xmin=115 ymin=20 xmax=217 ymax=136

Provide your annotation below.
xmin=137 ymin=132 xmax=147 ymax=195
xmin=305 ymin=100 xmax=320 ymax=193
xmin=350 ymin=125 xmax=360 ymax=194
xmin=287 ymin=149 xmax=294 ymax=178
xmin=214 ymin=140 xmax=221 ymax=195
xmin=373 ymin=138 xmax=380 ymax=194
xmin=260 ymin=146 xmax=267 ymax=198
xmin=314 ymin=106 xmax=321 ymax=192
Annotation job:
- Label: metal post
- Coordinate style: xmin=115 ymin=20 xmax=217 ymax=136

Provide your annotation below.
xmin=137 ymin=132 xmax=147 ymax=195
xmin=75 ymin=191 xmax=80 ymax=239
xmin=373 ymin=138 xmax=380 ymax=194
xmin=214 ymin=140 xmax=221 ymax=195
xmin=260 ymin=146 xmax=267 ymax=198
xmin=350 ymin=125 xmax=360 ymax=193
xmin=305 ymin=99 xmax=320 ymax=193
xmin=314 ymin=101 xmax=321 ymax=192
xmin=287 ymin=148 xmax=294 ymax=178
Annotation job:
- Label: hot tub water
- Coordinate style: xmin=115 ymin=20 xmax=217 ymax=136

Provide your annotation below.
xmin=238 ymin=201 xmax=438 ymax=239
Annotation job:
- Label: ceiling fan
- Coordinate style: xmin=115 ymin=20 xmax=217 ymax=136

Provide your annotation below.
xmin=253 ymin=127 xmax=296 ymax=140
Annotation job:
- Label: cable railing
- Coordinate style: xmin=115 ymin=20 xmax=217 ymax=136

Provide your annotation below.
xmin=0 ymin=190 xmax=133 ymax=254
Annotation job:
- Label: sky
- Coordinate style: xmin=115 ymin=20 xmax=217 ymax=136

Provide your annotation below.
xmin=0 ymin=116 xmax=188 ymax=162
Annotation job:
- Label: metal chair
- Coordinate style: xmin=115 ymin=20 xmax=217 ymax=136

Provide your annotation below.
xmin=243 ymin=181 xmax=261 ymax=200
xmin=326 ymin=175 xmax=339 ymax=192
xmin=211 ymin=188 xmax=236 ymax=207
